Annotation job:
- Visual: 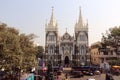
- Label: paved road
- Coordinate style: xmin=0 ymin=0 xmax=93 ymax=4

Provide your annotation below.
xmin=59 ymin=73 xmax=120 ymax=80
xmin=59 ymin=67 xmax=120 ymax=80
xmin=70 ymin=74 xmax=105 ymax=80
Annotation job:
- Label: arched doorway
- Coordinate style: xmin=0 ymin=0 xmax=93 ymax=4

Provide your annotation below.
xmin=64 ymin=56 xmax=69 ymax=67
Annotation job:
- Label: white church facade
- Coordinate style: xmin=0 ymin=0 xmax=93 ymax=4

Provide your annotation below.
xmin=44 ymin=7 xmax=89 ymax=67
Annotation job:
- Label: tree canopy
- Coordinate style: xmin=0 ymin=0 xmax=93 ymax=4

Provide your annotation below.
xmin=36 ymin=46 xmax=44 ymax=58
xmin=102 ymin=26 xmax=120 ymax=46
xmin=0 ymin=23 xmax=37 ymax=74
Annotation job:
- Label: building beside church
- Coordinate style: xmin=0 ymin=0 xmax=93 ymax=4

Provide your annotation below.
xmin=44 ymin=7 xmax=89 ymax=67
xmin=90 ymin=41 xmax=120 ymax=66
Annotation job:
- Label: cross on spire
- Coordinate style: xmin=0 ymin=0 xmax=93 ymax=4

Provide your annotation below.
xmin=52 ymin=6 xmax=54 ymax=12
xmin=66 ymin=28 xmax=67 ymax=33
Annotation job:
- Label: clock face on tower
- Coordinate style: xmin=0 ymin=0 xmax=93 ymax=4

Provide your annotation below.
xmin=61 ymin=32 xmax=72 ymax=41
xmin=64 ymin=34 xmax=69 ymax=39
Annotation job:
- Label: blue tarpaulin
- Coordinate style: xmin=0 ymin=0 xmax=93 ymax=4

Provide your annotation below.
xmin=21 ymin=73 xmax=34 ymax=80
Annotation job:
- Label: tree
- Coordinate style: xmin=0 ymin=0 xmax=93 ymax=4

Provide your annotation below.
xmin=102 ymin=26 xmax=120 ymax=43
xmin=102 ymin=26 xmax=120 ymax=46
xmin=19 ymin=33 xmax=37 ymax=72
xmin=102 ymin=26 xmax=120 ymax=65
xmin=0 ymin=23 xmax=37 ymax=78
xmin=0 ymin=23 xmax=20 ymax=71
xmin=108 ymin=60 xmax=119 ymax=66
xmin=36 ymin=46 xmax=44 ymax=58
xmin=46 ymin=62 xmax=54 ymax=80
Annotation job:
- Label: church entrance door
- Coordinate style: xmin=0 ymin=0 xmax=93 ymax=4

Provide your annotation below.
xmin=64 ymin=56 xmax=69 ymax=67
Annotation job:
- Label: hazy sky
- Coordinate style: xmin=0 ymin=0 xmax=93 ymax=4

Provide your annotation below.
xmin=0 ymin=0 xmax=120 ymax=46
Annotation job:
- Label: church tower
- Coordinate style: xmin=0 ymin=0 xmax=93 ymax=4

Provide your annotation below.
xmin=45 ymin=7 xmax=59 ymax=65
xmin=44 ymin=7 xmax=89 ymax=66
xmin=74 ymin=7 xmax=89 ymax=66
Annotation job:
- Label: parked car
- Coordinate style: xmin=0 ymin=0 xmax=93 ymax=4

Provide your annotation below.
xmin=71 ymin=66 xmax=95 ymax=76
xmin=94 ymin=70 xmax=101 ymax=75
xmin=86 ymin=78 xmax=95 ymax=80
xmin=71 ymin=71 xmax=84 ymax=78
xmin=82 ymin=70 xmax=94 ymax=76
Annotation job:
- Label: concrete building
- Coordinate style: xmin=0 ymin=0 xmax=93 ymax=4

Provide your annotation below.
xmin=90 ymin=42 xmax=102 ymax=65
xmin=44 ymin=7 xmax=89 ymax=67
xmin=90 ymin=41 xmax=119 ymax=66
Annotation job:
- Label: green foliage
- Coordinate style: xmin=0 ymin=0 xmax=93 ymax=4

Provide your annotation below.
xmin=108 ymin=60 xmax=120 ymax=66
xmin=102 ymin=26 xmax=120 ymax=46
xmin=36 ymin=46 xmax=44 ymax=58
xmin=109 ymin=26 xmax=120 ymax=37
xmin=46 ymin=62 xmax=54 ymax=80
xmin=0 ymin=23 xmax=37 ymax=74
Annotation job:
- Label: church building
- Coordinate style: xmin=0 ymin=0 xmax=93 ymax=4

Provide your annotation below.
xmin=44 ymin=7 xmax=89 ymax=67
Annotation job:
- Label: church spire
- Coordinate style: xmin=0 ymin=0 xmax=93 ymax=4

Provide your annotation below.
xmin=49 ymin=6 xmax=56 ymax=27
xmin=78 ymin=7 xmax=83 ymax=27
xmin=66 ymin=28 xmax=68 ymax=33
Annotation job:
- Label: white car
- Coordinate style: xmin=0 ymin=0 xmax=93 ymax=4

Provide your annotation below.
xmin=87 ymin=78 xmax=95 ymax=80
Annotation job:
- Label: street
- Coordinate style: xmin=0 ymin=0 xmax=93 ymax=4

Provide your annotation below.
xmin=59 ymin=73 xmax=120 ymax=80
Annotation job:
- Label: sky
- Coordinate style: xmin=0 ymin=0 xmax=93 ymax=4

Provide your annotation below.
xmin=0 ymin=0 xmax=120 ymax=46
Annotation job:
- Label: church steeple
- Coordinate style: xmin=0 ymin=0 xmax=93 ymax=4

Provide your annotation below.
xmin=78 ymin=7 xmax=83 ymax=27
xmin=48 ymin=6 xmax=56 ymax=28
xmin=75 ymin=7 xmax=88 ymax=33
xmin=46 ymin=7 xmax=58 ymax=33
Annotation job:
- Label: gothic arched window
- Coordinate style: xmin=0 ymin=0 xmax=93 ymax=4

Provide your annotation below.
xmin=48 ymin=35 xmax=56 ymax=41
xmin=80 ymin=45 xmax=86 ymax=55
xmin=80 ymin=34 xmax=86 ymax=41
xmin=79 ymin=32 xmax=87 ymax=41
xmin=47 ymin=32 xmax=56 ymax=42
xmin=50 ymin=46 xmax=54 ymax=54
